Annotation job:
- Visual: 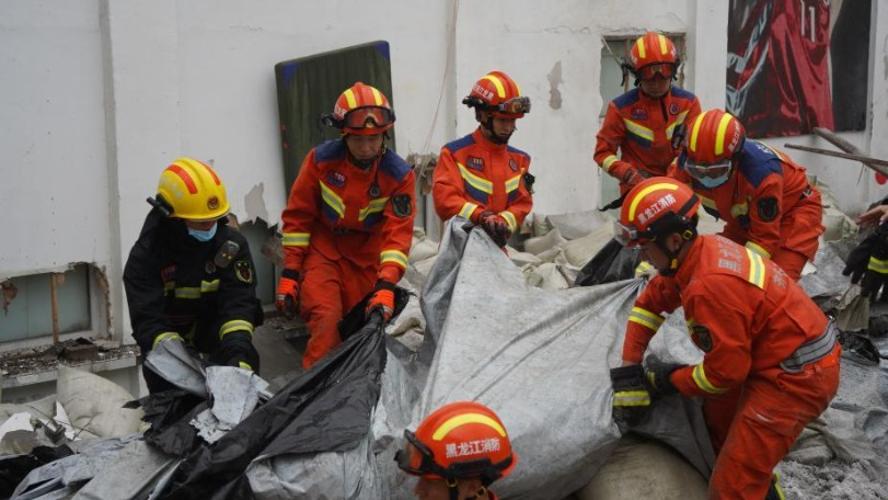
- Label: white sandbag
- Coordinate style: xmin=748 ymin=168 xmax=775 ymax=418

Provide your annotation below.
xmin=545 ymin=210 xmax=611 ymax=240
xmin=409 ymin=237 xmax=439 ymax=263
xmin=525 ymin=262 xmax=569 ymax=290
xmin=508 ymin=248 xmax=542 ymax=267
xmin=562 ymin=226 xmax=613 ymax=268
xmin=56 ymin=366 xmax=143 ymax=439
xmin=524 ymin=227 xmax=567 ymax=255
xmin=577 ymin=434 xmax=708 ymax=500
xmin=0 ymin=394 xmax=56 ymax=424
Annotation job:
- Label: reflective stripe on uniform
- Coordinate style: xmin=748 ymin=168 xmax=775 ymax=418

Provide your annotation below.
xmin=622 ymin=118 xmax=655 ymax=142
xmin=152 ymin=331 xmax=182 ymax=349
xmin=745 ymin=248 xmax=767 ymax=289
xmin=628 ymin=306 xmax=664 ymax=331
xmin=380 ymin=249 xmax=409 ymax=269
xmin=219 ymin=319 xmax=254 ymax=339
xmin=173 ymin=279 xmax=220 ymax=299
xmin=745 ymin=240 xmax=771 ymax=259
xmin=499 ymin=211 xmax=517 ymax=233
xmin=868 ymin=256 xmax=888 ymax=274
xmin=505 ymin=173 xmax=522 ymax=194
xmin=319 ymin=180 xmax=346 ymax=218
xmin=691 ymin=363 xmax=728 ymax=394
xmin=239 ymin=361 xmax=253 ymax=371
xmin=282 ymin=232 xmax=310 ymax=247
xmin=780 ymin=322 xmax=837 ymax=372
xmin=613 ymin=389 xmax=651 ymax=407
xmin=359 ymin=197 xmax=390 ymax=221
xmin=457 ymin=162 xmax=494 ymax=194
xmin=601 ymin=154 xmax=619 ymax=171
xmin=634 ymin=260 xmax=654 ymax=277
xmin=665 ymin=110 xmax=689 ymax=139
xmin=459 ymin=202 xmax=478 ymax=219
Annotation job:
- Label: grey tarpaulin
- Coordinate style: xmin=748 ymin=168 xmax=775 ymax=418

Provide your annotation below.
xmin=243 ymin=218 xmax=711 ymax=499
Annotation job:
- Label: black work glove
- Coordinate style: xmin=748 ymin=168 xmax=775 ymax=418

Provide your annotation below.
xmin=476 ymin=210 xmax=512 ymax=247
xmin=644 ymin=359 xmax=682 ymax=396
xmin=844 ymin=223 xmax=888 ymax=301
xmin=212 ymin=331 xmax=260 ymax=372
xmin=609 ymin=365 xmax=651 ymax=430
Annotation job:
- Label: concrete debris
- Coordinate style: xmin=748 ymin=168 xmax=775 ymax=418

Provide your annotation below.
xmin=0 ymin=338 xmax=139 ymax=378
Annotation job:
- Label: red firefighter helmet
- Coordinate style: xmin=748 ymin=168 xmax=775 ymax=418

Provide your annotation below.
xmin=396 ymin=401 xmax=517 ymax=486
xmin=627 ymin=32 xmax=680 ymax=81
xmin=616 ymin=177 xmax=700 ymax=247
xmin=682 ymin=109 xmax=746 ymax=186
xmin=462 ymin=70 xmax=530 ymax=119
xmin=325 ymin=81 xmax=395 ymax=136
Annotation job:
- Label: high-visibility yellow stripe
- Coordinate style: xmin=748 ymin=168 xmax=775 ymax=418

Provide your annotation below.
xmin=745 ymin=241 xmax=771 ymax=259
xmin=714 ymin=113 xmax=734 ymax=156
xmin=628 ymin=306 xmax=664 ymax=331
xmin=153 ymin=331 xmax=182 ymax=349
xmin=689 ymin=110 xmax=709 ymax=153
xmin=174 ymin=287 xmax=201 ymax=299
xmin=613 ymin=390 xmax=651 ymax=407
xmin=634 ymin=260 xmax=654 ymax=277
xmin=344 ymin=88 xmax=357 ymax=109
xmin=658 ymin=34 xmax=668 ymax=54
xmin=319 ymin=181 xmax=345 ymax=217
xmin=457 ymin=162 xmax=494 ymax=194
xmin=505 ymin=173 xmax=522 ymax=193
xmin=868 ymin=256 xmax=888 ymax=274
xmin=200 ymin=279 xmax=220 ymax=293
xmin=219 ymin=319 xmax=254 ymax=338
xmin=239 ymin=361 xmax=253 ymax=370
xmin=602 ymin=154 xmax=619 ymax=171
xmin=635 ymin=37 xmax=646 ymax=59
xmin=745 ymin=248 xmax=766 ymax=289
xmin=370 ymin=87 xmax=383 ymax=106
xmin=500 ymin=210 xmax=517 ymax=233
xmin=699 ymin=195 xmax=717 ymax=210
xmin=692 ymin=364 xmax=728 ymax=394
xmin=459 ymin=202 xmax=478 ymax=219
xmin=358 ymin=197 xmax=390 ymax=221
xmin=432 ymin=413 xmax=507 ymax=441
xmin=482 ymin=74 xmax=507 ymax=98
xmin=380 ymin=249 xmax=409 ymax=269
xmin=282 ymin=232 xmax=310 ymax=247
xmin=623 ymin=118 xmax=655 ymax=142
xmin=665 ymin=110 xmax=689 ymax=139
xmin=627 ymin=183 xmax=679 ymax=222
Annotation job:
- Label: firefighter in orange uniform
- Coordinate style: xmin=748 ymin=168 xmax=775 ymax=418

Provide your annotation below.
xmin=595 ymin=32 xmax=702 ymax=196
xmin=433 ymin=70 xmax=533 ymax=247
xmin=277 ymin=82 xmax=415 ymax=369
xmin=668 ymin=109 xmax=823 ymax=280
xmin=396 ymin=401 xmax=517 ymax=500
xmin=609 ymin=178 xmax=840 ymax=499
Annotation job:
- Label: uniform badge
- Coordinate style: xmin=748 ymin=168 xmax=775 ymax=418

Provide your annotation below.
xmin=205 ymin=261 xmax=216 ymax=274
xmin=691 ymin=324 xmax=713 ymax=352
xmin=509 ymin=159 xmax=519 ymax=172
xmin=368 ymin=183 xmax=381 ymax=198
xmin=392 ymin=194 xmax=412 ymax=218
xmin=669 ymin=103 xmax=679 ymax=115
xmin=631 ymin=108 xmax=648 ymax=120
xmin=214 ymin=240 xmax=239 ymax=269
xmin=467 ymin=157 xmax=484 ymax=171
xmin=207 ymin=196 xmax=220 ymax=210
xmin=326 ymin=170 xmax=346 ymax=188
xmin=234 ymin=260 xmax=253 ymax=284
xmin=757 ymin=197 xmax=779 ymax=222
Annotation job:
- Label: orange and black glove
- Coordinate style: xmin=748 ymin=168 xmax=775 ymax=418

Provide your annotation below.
xmin=275 ymin=269 xmax=300 ymax=318
xmin=476 ymin=210 xmax=511 ymax=247
xmin=611 ymin=162 xmax=651 ymax=188
xmin=365 ymin=280 xmax=396 ymax=322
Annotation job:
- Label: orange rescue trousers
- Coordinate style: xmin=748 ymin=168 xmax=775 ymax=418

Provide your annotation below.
xmin=703 ymin=345 xmax=841 ymax=499
xmin=299 ymin=250 xmax=375 ymax=369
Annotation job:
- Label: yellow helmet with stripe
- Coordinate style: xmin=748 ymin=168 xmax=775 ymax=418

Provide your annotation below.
xmin=154 ymin=157 xmax=230 ymax=221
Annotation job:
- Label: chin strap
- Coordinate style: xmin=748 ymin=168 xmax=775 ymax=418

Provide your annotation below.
xmin=654 ymin=227 xmax=696 ymax=276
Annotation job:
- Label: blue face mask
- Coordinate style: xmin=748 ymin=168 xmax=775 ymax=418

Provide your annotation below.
xmin=187 ymin=223 xmax=217 ymax=242
xmin=696 ymin=172 xmax=731 ymax=189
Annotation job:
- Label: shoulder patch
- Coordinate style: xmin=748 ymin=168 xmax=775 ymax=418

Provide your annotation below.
xmin=443 ymin=134 xmax=476 ymax=154
xmin=314 ymin=139 xmax=347 ymax=163
xmin=669 ymin=86 xmax=697 ymax=101
xmin=757 ymin=196 xmax=779 ymax=222
xmin=392 ymin=194 xmax=413 ymax=218
xmin=378 ymin=150 xmax=412 ymax=182
xmin=234 ymin=259 xmax=254 ymax=284
xmin=737 ymin=140 xmax=783 ymax=188
xmin=613 ymin=88 xmax=641 ymax=109
xmin=506 ymin=145 xmax=531 ymax=162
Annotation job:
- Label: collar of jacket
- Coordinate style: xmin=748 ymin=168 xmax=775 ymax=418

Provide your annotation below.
xmin=671 ymin=234 xmax=705 ymax=288
xmin=472 ymin=127 xmax=509 ymax=152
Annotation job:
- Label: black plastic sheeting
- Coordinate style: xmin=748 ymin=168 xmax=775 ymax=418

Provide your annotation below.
xmin=0 ymin=445 xmax=74 ymax=498
xmin=159 ymin=312 xmax=390 ymax=499
xmin=574 ymin=238 xmax=641 ymax=287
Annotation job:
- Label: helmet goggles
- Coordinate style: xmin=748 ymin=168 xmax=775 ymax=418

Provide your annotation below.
xmin=684 ymin=158 xmax=732 ymax=186
xmin=614 ymin=221 xmax=653 ymax=247
xmin=342 ymin=106 xmax=395 ymax=130
xmin=638 ymin=63 xmax=676 ymax=80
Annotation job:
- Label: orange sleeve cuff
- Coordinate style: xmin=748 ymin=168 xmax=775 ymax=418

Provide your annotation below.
xmin=622 ymin=321 xmax=657 ymax=364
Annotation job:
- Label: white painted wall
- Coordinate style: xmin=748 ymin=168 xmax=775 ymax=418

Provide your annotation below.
xmin=1 ymin=0 xmax=886 ymax=341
